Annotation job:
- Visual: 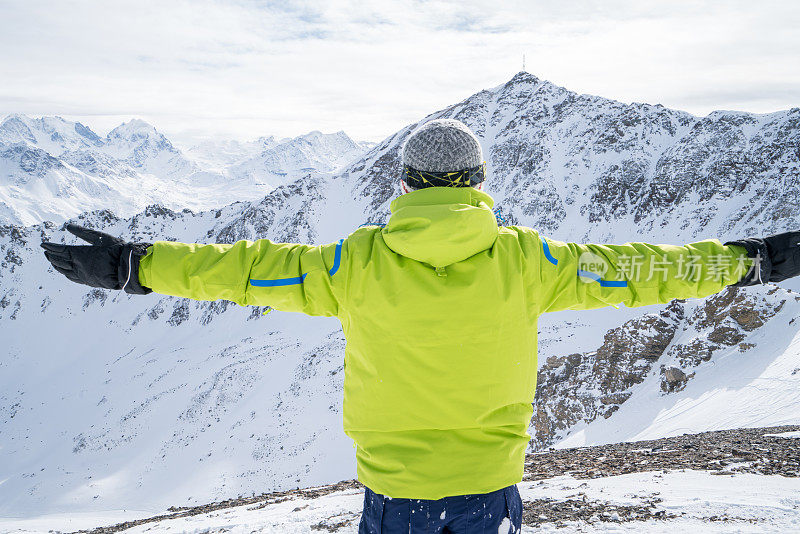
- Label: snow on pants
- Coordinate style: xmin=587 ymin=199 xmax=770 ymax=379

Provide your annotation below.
xmin=358 ymin=484 xmax=522 ymax=533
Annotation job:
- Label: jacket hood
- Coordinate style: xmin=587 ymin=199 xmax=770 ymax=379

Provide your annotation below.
xmin=381 ymin=187 xmax=498 ymax=268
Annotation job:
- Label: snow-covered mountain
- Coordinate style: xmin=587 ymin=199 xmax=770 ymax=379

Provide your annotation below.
xmin=1 ymin=72 xmax=798 ymax=517
xmin=102 ymin=119 xmax=198 ymax=179
xmin=185 ymin=136 xmax=286 ymax=170
xmin=0 ymin=115 xmax=370 ymax=226
xmin=0 ymin=114 xmax=104 ymax=153
xmin=346 ymin=72 xmax=800 ymax=242
xmin=187 ymin=131 xmax=371 ymax=179
xmin=226 ymin=130 xmax=371 ymax=184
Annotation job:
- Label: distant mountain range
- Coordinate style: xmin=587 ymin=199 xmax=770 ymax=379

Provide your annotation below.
xmin=1 ymin=72 xmax=798 ymax=516
xmin=0 ymin=114 xmax=370 ymax=225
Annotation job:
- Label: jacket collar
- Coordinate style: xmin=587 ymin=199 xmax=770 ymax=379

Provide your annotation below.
xmin=389 ymin=186 xmax=495 ymax=213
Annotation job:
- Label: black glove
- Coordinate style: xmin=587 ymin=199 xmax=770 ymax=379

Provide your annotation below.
xmin=726 ymin=230 xmax=800 ymax=286
xmin=41 ymin=223 xmax=152 ymax=295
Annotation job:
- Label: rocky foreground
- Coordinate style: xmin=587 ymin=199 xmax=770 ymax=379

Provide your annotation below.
xmin=76 ymin=425 xmax=799 ymax=533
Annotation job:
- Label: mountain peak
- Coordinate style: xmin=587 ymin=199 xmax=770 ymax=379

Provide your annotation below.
xmin=107 ymin=118 xmax=159 ymax=140
xmin=298 ymin=130 xmax=353 ymax=142
xmin=2 ymin=112 xmax=30 ymax=123
xmin=102 ymin=118 xmax=190 ymax=175
xmin=127 ymin=118 xmax=154 ymax=128
xmin=0 ymin=114 xmax=104 ymax=149
xmin=508 ymin=70 xmax=539 ymax=86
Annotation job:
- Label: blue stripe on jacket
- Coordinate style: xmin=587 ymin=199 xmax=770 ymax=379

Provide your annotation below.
xmin=250 ymin=239 xmax=343 ymax=287
xmin=541 ymin=235 xmax=628 ymax=287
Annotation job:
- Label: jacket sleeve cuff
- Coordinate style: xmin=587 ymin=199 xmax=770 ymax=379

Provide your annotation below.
xmin=137 ymin=245 xmax=153 ymax=289
xmin=122 ymin=243 xmax=153 ymax=295
xmin=724 ymin=238 xmax=771 ymax=286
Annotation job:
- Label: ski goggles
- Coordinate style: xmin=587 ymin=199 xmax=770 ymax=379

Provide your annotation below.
xmin=401 ymin=162 xmax=486 ymax=189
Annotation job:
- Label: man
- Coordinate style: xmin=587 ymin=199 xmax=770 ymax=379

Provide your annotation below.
xmin=42 ymin=119 xmax=800 ymax=533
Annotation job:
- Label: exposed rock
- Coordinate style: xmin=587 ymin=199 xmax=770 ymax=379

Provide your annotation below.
xmin=661 ymin=366 xmax=691 ymax=393
xmin=167 ymin=300 xmax=190 ymax=326
xmin=663 ymin=366 xmax=686 ymax=385
xmin=82 ymin=288 xmax=108 ymax=310
xmin=522 ymin=496 xmax=674 ymax=528
xmin=669 ymin=287 xmax=786 ymax=368
xmin=533 ymin=302 xmax=684 ymax=448
xmin=534 ymin=287 xmax=792 ymax=448
xmin=522 ymin=425 xmax=800 ymax=481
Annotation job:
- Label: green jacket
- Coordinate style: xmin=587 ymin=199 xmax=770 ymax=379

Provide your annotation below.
xmin=138 ymin=187 xmax=749 ymax=499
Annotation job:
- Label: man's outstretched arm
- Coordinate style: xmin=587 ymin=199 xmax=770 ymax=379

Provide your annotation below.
xmin=42 ymin=224 xmax=346 ymax=317
xmin=529 ymin=230 xmax=800 ymax=314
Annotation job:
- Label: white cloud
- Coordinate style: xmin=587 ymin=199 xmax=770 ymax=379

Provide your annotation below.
xmin=0 ymin=0 xmax=797 ymax=146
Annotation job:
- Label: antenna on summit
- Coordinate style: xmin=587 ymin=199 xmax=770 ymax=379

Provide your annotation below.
xmin=522 ymin=53 xmax=526 ymax=72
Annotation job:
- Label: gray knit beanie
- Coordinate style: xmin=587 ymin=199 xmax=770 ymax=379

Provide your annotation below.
xmin=401 ymin=120 xmax=484 ymax=188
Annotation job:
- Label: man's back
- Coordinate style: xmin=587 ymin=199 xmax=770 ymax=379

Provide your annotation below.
xmin=340 ymin=187 xmax=538 ymax=499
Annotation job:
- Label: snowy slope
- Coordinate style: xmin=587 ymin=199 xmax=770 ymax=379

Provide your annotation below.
xmin=545 ymin=287 xmax=800 ymax=449
xmin=0 ymin=180 xmax=360 ymax=515
xmin=6 ymin=471 xmax=799 ymax=533
xmin=4 ymin=432 xmax=800 ymax=534
xmin=0 ymin=72 xmax=799 ymax=518
xmin=556 ymin=289 xmax=800 ymax=447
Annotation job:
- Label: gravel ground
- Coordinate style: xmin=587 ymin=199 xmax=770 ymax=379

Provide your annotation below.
xmin=76 ymin=425 xmax=800 ymax=533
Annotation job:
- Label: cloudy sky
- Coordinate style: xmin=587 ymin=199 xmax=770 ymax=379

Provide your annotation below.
xmin=0 ymin=0 xmax=798 ymax=146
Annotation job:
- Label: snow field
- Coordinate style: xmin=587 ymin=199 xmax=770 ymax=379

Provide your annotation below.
xmin=1 ymin=470 xmax=798 ymax=533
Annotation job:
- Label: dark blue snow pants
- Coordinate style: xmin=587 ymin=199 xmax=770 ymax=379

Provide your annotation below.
xmin=358 ymin=484 xmax=522 ymax=533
